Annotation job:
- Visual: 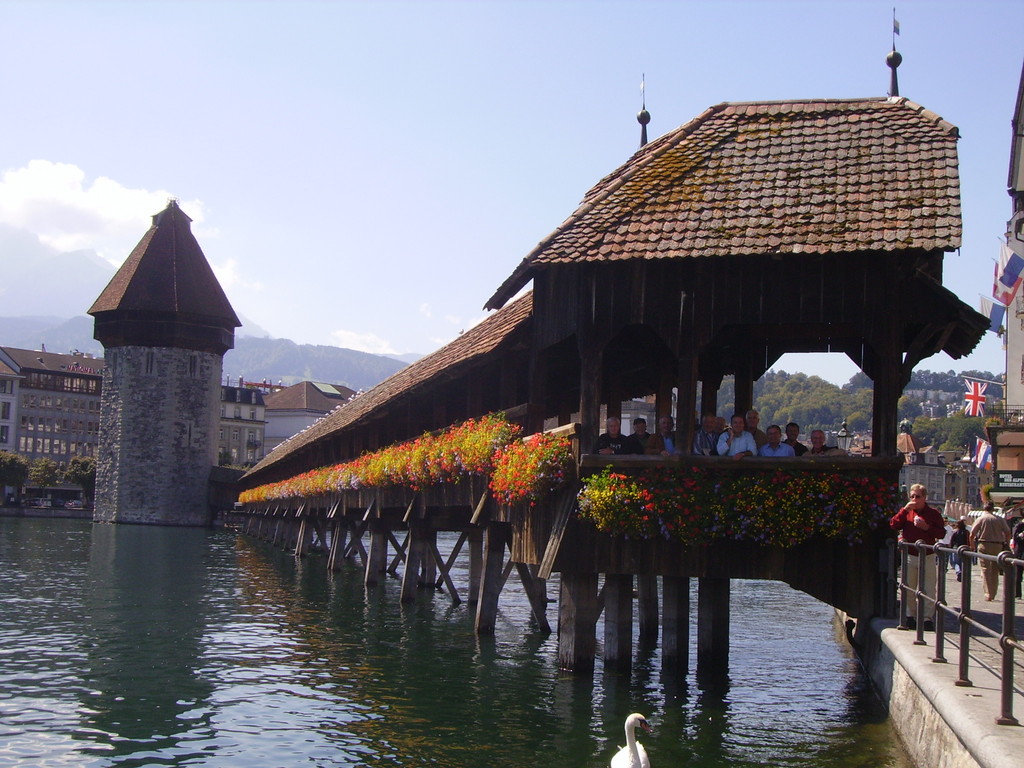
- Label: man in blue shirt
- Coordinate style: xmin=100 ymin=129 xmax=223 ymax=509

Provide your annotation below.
xmin=758 ymin=424 xmax=796 ymax=457
xmin=717 ymin=414 xmax=756 ymax=459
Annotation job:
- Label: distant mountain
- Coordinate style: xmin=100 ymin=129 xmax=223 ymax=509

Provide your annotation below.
xmin=0 ymin=224 xmax=116 ymax=318
xmin=0 ymin=315 xmax=406 ymax=391
xmin=388 ymin=352 xmax=424 ymax=365
xmin=223 ymin=337 xmax=406 ymax=390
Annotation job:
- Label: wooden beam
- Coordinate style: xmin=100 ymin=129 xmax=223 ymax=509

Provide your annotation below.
xmin=515 ymin=562 xmax=551 ymax=633
xmin=475 ymin=522 xmax=510 ymax=634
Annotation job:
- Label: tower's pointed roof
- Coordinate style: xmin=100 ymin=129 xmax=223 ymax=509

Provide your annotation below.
xmin=89 ymin=200 xmax=240 ymax=354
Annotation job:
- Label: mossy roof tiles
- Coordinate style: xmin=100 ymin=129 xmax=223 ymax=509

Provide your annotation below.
xmin=487 ymin=97 xmax=961 ymax=309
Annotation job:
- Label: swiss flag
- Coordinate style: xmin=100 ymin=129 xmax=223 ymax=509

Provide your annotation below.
xmin=964 ymin=380 xmax=987 ymax=417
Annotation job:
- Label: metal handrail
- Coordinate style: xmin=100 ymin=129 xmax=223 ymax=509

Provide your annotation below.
xmin=895 ymin=539 xmax=1024 ymax=725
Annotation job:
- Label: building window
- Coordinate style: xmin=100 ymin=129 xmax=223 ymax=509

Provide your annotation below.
xmin=232 ymin=429 xmax=239 ymax=441
xmin=0 ymin=402 xmax=8 ymax=419
xmin=219 ymin=428 xmax=224 ymax=440
xmin=0 ymin=380 xmax=10 ymax=394
xmin=249 ymin=408 xmax=256 ymax=420
xmin=233 ymin=406 xmax=241 ymax=419
xmin=0 ymin=425 xmax=7 ymax=444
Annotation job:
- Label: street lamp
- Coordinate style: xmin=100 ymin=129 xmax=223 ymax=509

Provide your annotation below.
xmin=836 ymin=420 xmax=853 ymax=453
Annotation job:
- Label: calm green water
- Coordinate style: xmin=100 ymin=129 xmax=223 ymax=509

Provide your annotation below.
xmin=0 ymin=518 xmax=912 ymax=767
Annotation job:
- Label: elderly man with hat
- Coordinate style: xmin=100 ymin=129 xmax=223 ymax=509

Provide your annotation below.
xmin=970 ymin=502 xmax=1012 ymax=602
xmin=890 ymin=483 xmax=945 ymax=630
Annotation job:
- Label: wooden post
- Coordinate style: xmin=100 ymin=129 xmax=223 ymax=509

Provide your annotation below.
xmin=515 ymin=563 xmax=552 ymax=633
xmin=697 ymin=577 xmax=730 ymax=678
xmin=327 ymin=518 xmax=346 ymax=572
xmin=475 ymin=522 xmax=509 ymax=634
xmin=419 ymin=528 xmax=437 ymax=587
xmin=365 ymin=517 xmax=389 ymax=587
xmin=467 ymin=527 xmax=483 ymax=604
xmin=401 ymin=523 xmax=427 ymax=602
xmin=578 ymin=344 xmax=603 ymax=455
xmin=603 ymin=573 xmax=633 ymax=669
xmin=558 ymin=572 xmax=599 ymax=673
xmin=662 ymin=575 xmax=690 ymax=672
xmin=293 ymin=517 xmax=311 ymax=558
xmin=637 ymin=573 xmax=659 ymax=644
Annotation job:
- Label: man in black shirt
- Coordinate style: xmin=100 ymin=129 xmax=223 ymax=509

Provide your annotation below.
xmin=596 ymin=416 xmax=643 ymax=455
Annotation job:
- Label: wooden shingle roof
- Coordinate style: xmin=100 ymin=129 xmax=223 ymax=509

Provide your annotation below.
xmin=89 ymin=200 xmax=240 ymax=328
xmin=488 ymin=97 xmax=961 ymax=309
xmin=245 ymin=292 xmax=533 ymax=477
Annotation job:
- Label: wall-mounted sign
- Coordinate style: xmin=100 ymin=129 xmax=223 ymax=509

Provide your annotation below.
xmin=995 ymin=469 xmax=1024 ymax=490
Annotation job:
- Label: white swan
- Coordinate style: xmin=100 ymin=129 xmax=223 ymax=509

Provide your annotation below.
xmin=610 ymin=712 xmax=651 ymax=768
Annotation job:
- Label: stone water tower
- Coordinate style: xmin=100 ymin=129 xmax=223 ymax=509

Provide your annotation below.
xmin=89 ymin=200 xmax=240 ymax=525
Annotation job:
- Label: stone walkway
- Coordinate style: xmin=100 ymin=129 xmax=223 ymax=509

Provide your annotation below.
xmin=902 ymin=556 xmax=1024 ymax=723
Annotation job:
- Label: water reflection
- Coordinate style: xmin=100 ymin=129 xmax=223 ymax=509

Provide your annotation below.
xmin=0 ymin=519 xmax=912 ymax=767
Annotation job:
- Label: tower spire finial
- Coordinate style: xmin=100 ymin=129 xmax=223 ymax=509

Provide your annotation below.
xmin=637 ymin=73 xmax=651 ymax=148
xmin=887 ymin=8 xmax=902 ymax=97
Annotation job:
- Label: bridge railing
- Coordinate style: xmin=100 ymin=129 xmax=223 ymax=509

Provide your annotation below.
xmin=895 ymin=540 xmax=1024 ymax=726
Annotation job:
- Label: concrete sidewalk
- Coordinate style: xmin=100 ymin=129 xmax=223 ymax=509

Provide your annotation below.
xmin=857 ymin=561 xmax=1024 ymax=768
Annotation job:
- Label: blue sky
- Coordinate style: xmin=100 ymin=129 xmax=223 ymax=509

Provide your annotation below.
xmin=0 ymin=0 xmax=1021 ymax=385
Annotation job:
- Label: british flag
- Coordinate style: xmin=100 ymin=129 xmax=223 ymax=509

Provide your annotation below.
xmin=964 ymin=379 xmax=987 ymax=417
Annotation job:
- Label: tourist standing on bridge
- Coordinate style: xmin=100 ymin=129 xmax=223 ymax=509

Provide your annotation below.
xmin=890 ymin=483 xmax=945 ymax=630
xmin=686 ymin=413 xmax=718 ymax=456
xmin=596 ymin=416 xmax=643 ymax=455
xmin=717 ymin=414 xmax=756 ymax=459
xmin=970 ymin=503 xmax=1011 ymax=602
xmin=949 ymin=518 xmax=970 ymax=582
xmin=1010 ymin=509 xmax=1024 ymax=599
xmin=631 ymin=418 xmax=652 ymax=451
xmin=783 ymin=422 xmax=808 ymax=456
xmin=758 ymin=425 xmax=796 ymax=457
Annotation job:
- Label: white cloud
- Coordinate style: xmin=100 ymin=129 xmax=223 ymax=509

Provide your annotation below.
xmin=330 ymin=328 xmax=398 ymax=355
xmin=211 ymin=257 xmax=262 ymax=294
xmin=419 ymin=303 xmax=432 ymax=318
xmin=0 ymin=160 xmax=203 ymax=265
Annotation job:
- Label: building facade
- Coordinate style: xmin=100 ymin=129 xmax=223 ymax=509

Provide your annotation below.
xmin=0 ymin=358 xmax=17 ymax=453
xmin=219 ymin=385 xmax=267 ymax=466
xmin=0 ymin=347 xmax=103 ymax=463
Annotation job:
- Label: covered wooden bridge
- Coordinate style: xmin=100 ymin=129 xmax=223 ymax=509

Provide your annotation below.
xmin=238 ymin=95 xmax=987 ymax=674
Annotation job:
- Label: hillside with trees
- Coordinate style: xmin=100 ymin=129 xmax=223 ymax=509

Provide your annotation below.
xmin=709 ymin=368 xmax=999 ymax=454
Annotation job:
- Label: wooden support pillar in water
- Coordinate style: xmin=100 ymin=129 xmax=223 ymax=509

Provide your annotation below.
xmin=365 ymin=517 xmax=389 ymax=587
xmin=293 ymin=517 xmax=311 ymax=558
xmin=697 ymin=576 xmax=730 ymax=677
xmin=475 ymin=522 xmax=509 ymax=634
xmin=603 ymin=573 xmax=633 ymax=669
xmin=637 ymin=573 xmax=659 ymax=643
xmin=401 ymin=523 xmax=428 ymax=602
xmin=662 ymin=575 xmax=690 ymax=672
xmin=326 ymin=519 xmax=346 ymax=572
xmin=467 ymin=527 xmax=483 ymax=604
xmin=558 ymin=572 xmax=599 ymax=673
xmin=419 ymin=528 xmax=437 ymax=587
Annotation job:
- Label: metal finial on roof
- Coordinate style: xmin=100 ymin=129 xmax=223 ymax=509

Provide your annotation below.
xmin=887 ymin=10 xmax=902 ymax=97
xmin=637 ymin=73 xmax=651 ymax=148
